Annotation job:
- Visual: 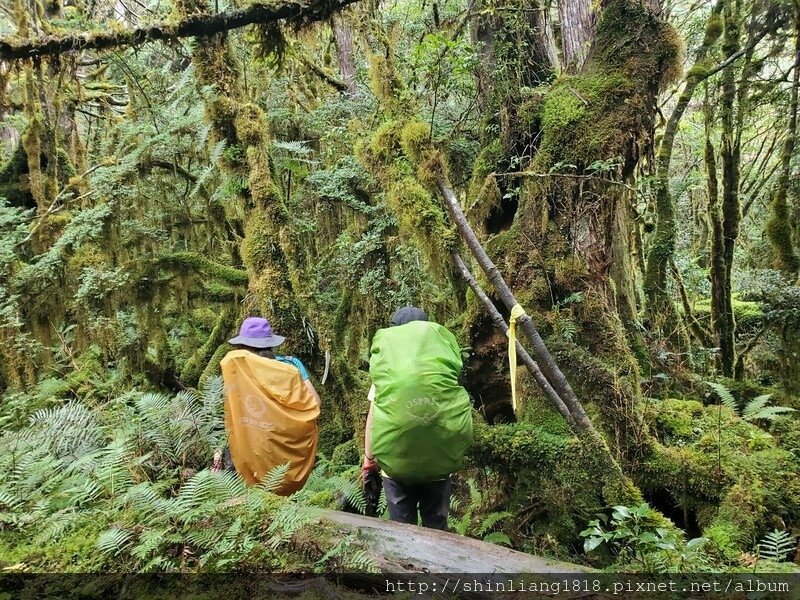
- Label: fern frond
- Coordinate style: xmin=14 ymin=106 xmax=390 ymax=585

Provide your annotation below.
xmin=705 ymin=382 xmax=739 ymax=412
xmin=97 ymin=527 xmax=134 ymax=556
xmin=758 ymin=530 xmax=796 ymax=562
xmin=744 ymin=406 xmax=796 ymax=422
xmin=483 ymin=531 xmax=512 ymax=546
xmin=258 ymin=463 xmax=290 ymax=494
xmin=742 ymin=394 xmax=772 ymax=418
xmin=476 ymin=511 xmax=513 ymax=537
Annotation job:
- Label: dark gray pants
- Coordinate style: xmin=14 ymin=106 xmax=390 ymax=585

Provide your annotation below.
xmin=382 ymin=476 xmax=451 ymax=530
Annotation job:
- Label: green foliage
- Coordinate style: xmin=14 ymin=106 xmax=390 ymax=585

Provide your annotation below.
xmin=450 ymin=478 xmax=512 ymax=546
xmin=706 ymin=381 xmax=796 ymax=423
xmin=757 ymin=530 xmax=797 ymax=562
xmin=580 ymin=503 xmax=711 ymax=572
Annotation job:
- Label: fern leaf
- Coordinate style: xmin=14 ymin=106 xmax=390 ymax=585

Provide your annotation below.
xmin=476 ymin=511 xmax=513 ymax=537
xmin=483 ymin=532 xmax=512 ymax=546
xmin=742 ymin=394 xmax=773 ymax=419
xmin=96 ymin=527 xmax=133 ymax=556
xmin=744 ymin=406 xmax=796 ymax=422
xmin=758 ymin=530 xmax=796 ymax=562
xmin=258 ymin=463 xmax=290 ymax=493
xmin=705 ymin=382 xmax=739 ymax=412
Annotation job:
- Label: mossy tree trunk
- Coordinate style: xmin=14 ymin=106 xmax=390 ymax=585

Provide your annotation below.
xmin=472 ymin=0 xmax=680 ymax=467
xmin=706 ymin=0 xmax=761 ymax=377
xmin=766 ymin=7 xmax=800 ymax=276
xmin=642 ymin=1 xmax=723 ymax=351
xmin=174 ymin=0 xmax=303 ymax=343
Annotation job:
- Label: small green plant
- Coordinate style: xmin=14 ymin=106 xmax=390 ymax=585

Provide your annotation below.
xmin=758 ymin=530 xmax=797 ymax=562
xmin=580 ymin=503 xmax=709 ymax=572
xmin=450 ymin=478 xmax=512 ymax=546
xmin=705 ymin=382 xmax=795 ymax=422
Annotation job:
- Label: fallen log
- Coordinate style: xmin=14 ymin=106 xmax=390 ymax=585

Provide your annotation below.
xmin=322 ymin=510 xmax=592 ymax=573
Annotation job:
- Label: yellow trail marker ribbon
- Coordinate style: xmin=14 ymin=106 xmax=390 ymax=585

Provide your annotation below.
xmin=507 ymin=304 xmax=526 ymax=413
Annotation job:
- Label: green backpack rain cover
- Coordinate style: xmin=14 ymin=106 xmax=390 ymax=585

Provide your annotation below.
xmin=369 ymin=320 xmax=473 ymax=483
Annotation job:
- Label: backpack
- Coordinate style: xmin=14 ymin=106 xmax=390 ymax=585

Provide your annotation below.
xmin=369 ymin=321 xmax=473 ymax=483
xmin=220 ymin=350 xmax=319 ymax=494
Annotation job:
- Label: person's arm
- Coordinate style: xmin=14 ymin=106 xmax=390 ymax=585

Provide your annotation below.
xmin=304 ymin=379 xmax=321 ymax=409
xmin=362 ymin=384 xmax=378 ymax=473
xmin=364 ymin=401 xmax=374 ymax=460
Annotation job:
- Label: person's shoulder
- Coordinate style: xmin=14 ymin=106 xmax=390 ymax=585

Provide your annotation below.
xmin=275 ymin=354 xmax=301 ymax=367
xmin=276 ymin=355 xmax=309 ymax=379
xmin=220 ymin=349 xmax=246 ymax=365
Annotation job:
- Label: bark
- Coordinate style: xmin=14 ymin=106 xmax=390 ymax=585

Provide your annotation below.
xmin=715 ymin=0 xmax=742 ymax=376
xmin=332 ymin=14 xmax=358 ymax=95
xmin=705 ymin=91 xmax=730 ymax=371
xmin=322 ymin=510 xmax=592 ymax=574
xmin=558 ymin=0 xmax=595 ymax=71
xmin=766 ymin=9 xmax=800 ymax=275
xmin=0 ymin=0 xmax=361 ymax=61
xmin=671 ymin=260 xmax=713 ymax=347
xmin=435 ymin=174 xmax=596 ymax=434
xmin=643 ymin=0 xmax=723 ymax=327
xmin=452 ymin=252 xmax=578 ymax=431
xmin=472 ymin=0 xmax=557 ymax=118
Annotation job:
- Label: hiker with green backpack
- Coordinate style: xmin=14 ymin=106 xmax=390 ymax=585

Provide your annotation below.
xmin=362 ymin=306 xmax=473 ymax=530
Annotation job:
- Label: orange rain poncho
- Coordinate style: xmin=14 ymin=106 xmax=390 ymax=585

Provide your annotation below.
xmin=220 ymin=350 xmax=320 ymax=495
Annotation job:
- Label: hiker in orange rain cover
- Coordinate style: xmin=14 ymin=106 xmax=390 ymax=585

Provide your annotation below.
xmin=220 ymin=317 xmax=321 ymax=495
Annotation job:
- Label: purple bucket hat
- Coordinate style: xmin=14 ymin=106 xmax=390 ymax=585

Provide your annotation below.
xmin=229 ymin=317 xmax=286 ymax=349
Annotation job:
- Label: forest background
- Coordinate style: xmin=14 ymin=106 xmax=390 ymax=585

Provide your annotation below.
xmin=0 ymin=0 xmax=799 ymax=576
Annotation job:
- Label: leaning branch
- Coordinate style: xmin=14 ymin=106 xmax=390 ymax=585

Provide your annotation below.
xmin=0 ymin=0 xmax=360 ymax=61
xmin=452 ymin=252 xmax=578 ymax=431
xmin=434 ymin=172 xmax=596 ymax=435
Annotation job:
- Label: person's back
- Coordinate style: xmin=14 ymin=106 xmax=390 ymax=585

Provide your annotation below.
xmin=221 ymin=317 xmax=321 ymax=495
xmin=362 ymin=306 xmax=473 ymax=530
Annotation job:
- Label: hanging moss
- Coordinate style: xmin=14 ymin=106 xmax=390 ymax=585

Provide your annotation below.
xmin=179 ymin=306 xmax=235 ymax=386
xmin=387 ymin=177 xmax=454 ymax=262
xmin=155 ymin=252 xmax=248 ymax=286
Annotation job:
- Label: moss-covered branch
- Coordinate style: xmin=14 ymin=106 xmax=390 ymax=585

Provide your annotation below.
xmin=155 ymin=252 xmax=248 ymax=285
xmin=0 ymin=0 xmax=361 ymax=61
xmin=180 ymin=306 xmax=235 ymax=385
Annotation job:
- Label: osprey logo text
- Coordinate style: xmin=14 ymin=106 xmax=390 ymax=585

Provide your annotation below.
xmin=406 ymin=396 xmax=441 ymax=426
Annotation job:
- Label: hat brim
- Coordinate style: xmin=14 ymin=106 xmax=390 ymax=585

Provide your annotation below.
xmin=228 ymin=334 xmax=286 ymax=348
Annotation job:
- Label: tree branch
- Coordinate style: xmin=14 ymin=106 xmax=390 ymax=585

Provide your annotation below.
xmin=0 ymin=0 xmax=361 ymax=61
xmin=452 ymin=252 xmax=578 ymax=431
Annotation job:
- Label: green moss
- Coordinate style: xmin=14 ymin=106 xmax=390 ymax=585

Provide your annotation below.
xmin=640 ymin=396 xmax=800 ymax=561
xmin=706 ymin=483 xmax=766 ymax=561
xmin=465 ymin=140 xmax=504 ymax=226
xmin=0 ymin=515 xmax=110 ymax=571
xmin=703 ymin=12 xmax=724 ymax=45
xmin=200 ymin=282 xmax=239 ymax=302
xmin=199 ymin=342 xmax=230 ymax=383
xmin=690 ymin=298 xmax=763 ymax=329
xmin=387 ymin=177 xmax=455 ymax=265
xmin=330 ymin=439 xmax=359 ymax=468
xmin=156 ymin=252 xmax=248 ymax=286
xmin=179 ymin=306 xmax=235 ymax=385
xmin=399 ymin=120 xmax=431 ymax=165
xmin=468 ymin=417 xmax=571 ymax=468
xmin=318 ymin=418 xmax=351 ymax=459
xmin=652 ymin=398 xmax=704 ymax=440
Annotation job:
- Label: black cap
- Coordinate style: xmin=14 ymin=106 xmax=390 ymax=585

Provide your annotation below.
xmin=390 ymin=306 xmax=428 ymax=326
